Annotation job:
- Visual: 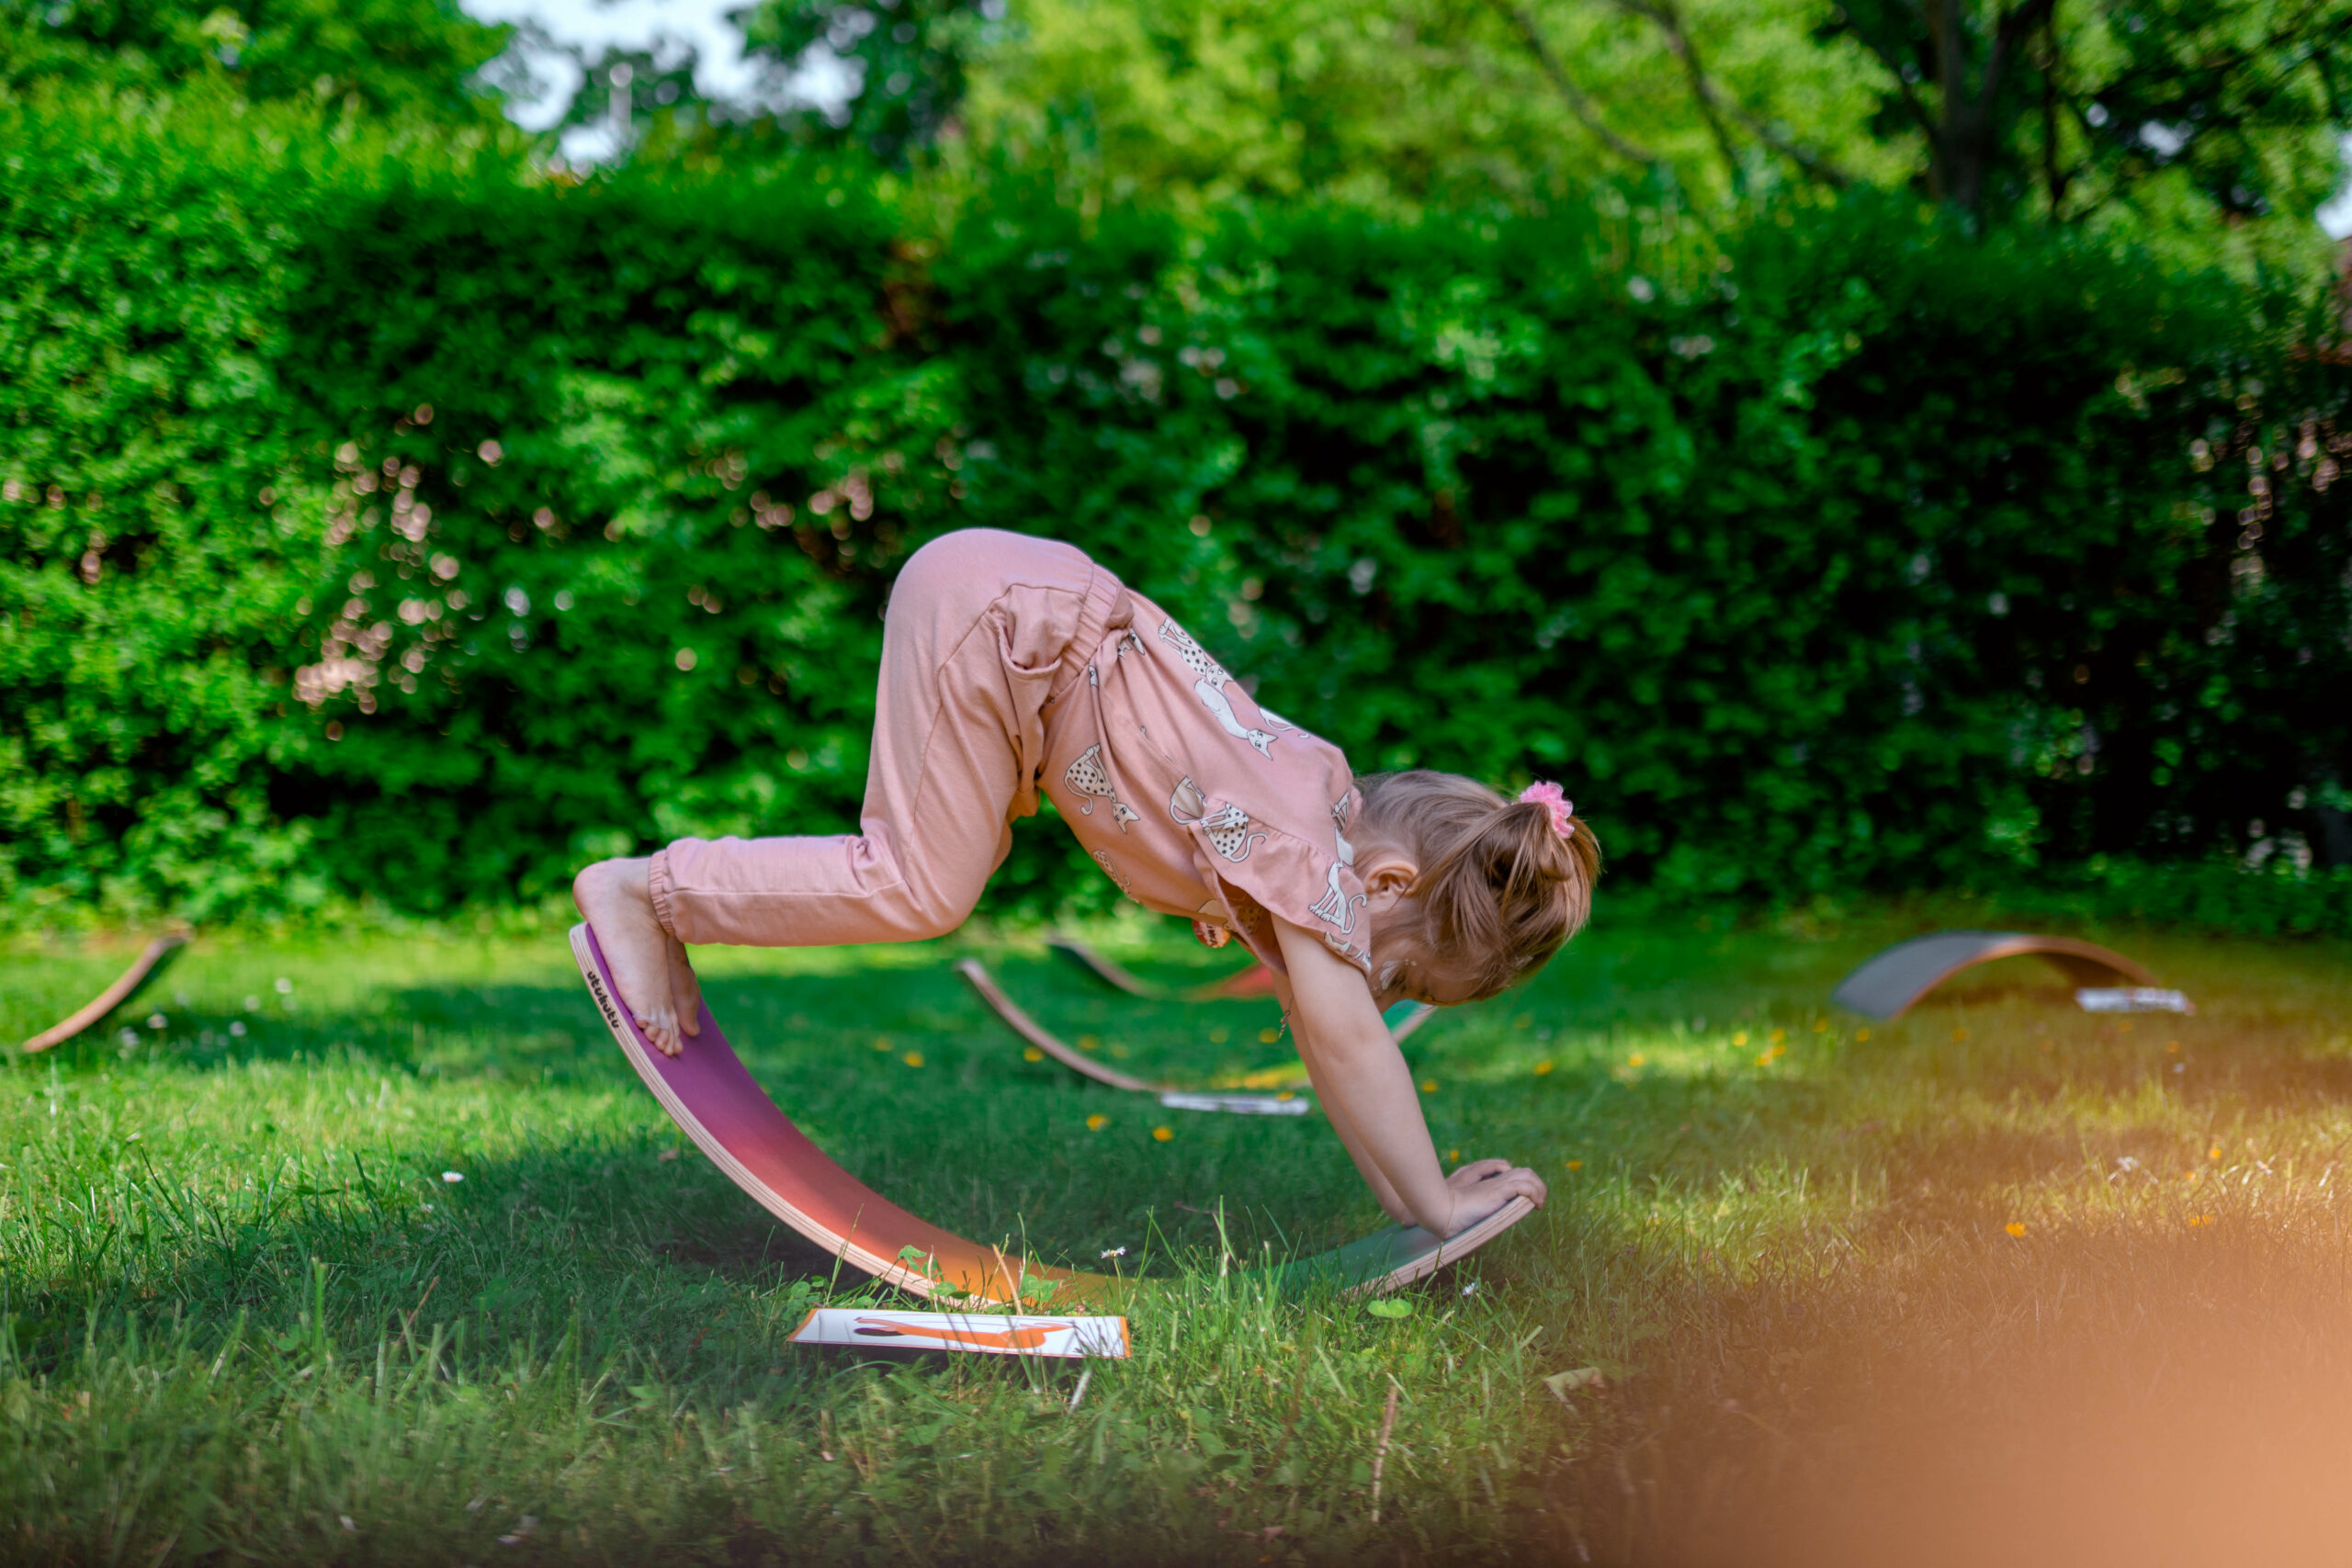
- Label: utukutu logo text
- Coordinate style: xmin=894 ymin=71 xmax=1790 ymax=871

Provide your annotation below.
xmin=584 ymin=964 xmax=626 ymax=1035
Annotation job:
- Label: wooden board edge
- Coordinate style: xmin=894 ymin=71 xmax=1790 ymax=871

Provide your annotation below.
xmin=21 ymin=931 xmax=191 ymax=1054
xmin=955 ymin=958 xmax=1167 ymax=1093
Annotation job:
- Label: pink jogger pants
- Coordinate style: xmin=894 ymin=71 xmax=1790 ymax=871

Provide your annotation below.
xmin=649 ymin=529 xmax=1130 ymax=947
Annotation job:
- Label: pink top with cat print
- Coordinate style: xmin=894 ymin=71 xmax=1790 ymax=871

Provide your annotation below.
xmin=1042 ymin=590 xmax=1372 ymax=980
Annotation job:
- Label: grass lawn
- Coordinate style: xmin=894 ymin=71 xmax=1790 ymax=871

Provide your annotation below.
xmin=4 ymin=907 xmax=2350 ymax=1564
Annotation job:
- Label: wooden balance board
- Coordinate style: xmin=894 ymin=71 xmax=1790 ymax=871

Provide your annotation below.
xmin=21 ymin=931 xmax=190 ymax=1054
xmin=569 ymin=923 xmax=1531 ymax=1305
xmin=1830 ymin=930 xmax=2159 ymax=1021
xmin=1045 ymin=937 xmax=1436 ymax=1043
xmin=1047 ymin=936 xmax=1279 ymax=1001
xmin=956 ymin=957 xmax=1435 ymax=1102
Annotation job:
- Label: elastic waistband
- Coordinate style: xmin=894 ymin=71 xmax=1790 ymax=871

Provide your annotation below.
xmin=1045 ymin=561 xmax=1132 ymax=708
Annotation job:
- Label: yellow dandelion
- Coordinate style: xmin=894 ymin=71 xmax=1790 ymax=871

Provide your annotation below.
xmin=2188 ymin=1214 xmax=2216 ymax=1227
xmin=1628 ymin=1053 xmax=1646 ymax=1067
xmin=1085 ymin=1113 xmax=1107 ymax=1131
xmin=1275 ymin=1091 xmax=1295 ymax=1102
xmin=1078 ymin=1033 xmax=1101 ymax=1053
xmin=1419 ymin=1079 xmax=1438 ymax=1093
xmin=1260 ymin=1026 xmax=1282 ymax=1044
xmin=1856 ymin=1028 xmax=1871 ymax=1043
xmin=1731 ymin=1032 xmax=1748 ymax=1047
xmin=2185 ymin=1170 xmax=2201 ymax=1184
xmin=2005 ymin=1222 xmax=2027 ymax=1237
xmin=1534 ymin=1060 xmax=1555 ymax=1076
xmin=900 ymin=1051 xmax=924 ymax=1068
xmin=1447 ymin=1148 xmax=1460 ymax=1163
xmin=1757 ymin=1054 xmax=1774 ymax=1067
xmin=1769 ymin=1027 xmax=1787 ymax=1043
xmin=1566 ymin=1159 xmax=1584 ymax=1171
xmin=1151 ymin=1125 xmax=1173 ymax=1142
xmin=1023 ymin=1046 xmax=1045 ymax=1063
xmin=2209 ymin=1145 xmax=2222 ymax=1160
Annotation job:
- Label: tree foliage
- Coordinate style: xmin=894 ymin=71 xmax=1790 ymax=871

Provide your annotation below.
xmin=4 ymin=103 xmax=2349 ymax=926
xmin=0 ymin=0 xmax=514 ymax=123
xmin=1825 ymin=0 xmax=2352 ymax=230
xmin=934 ymin=0 xmax=2345 ymax=267
xmin=732 ymin=0 xmax=1003 ymax=163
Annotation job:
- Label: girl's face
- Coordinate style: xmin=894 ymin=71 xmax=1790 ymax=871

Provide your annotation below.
xmin=1353 ymin=842 xmax=1481 ymax=1010
xmin=1363 ymin=908 xmax=1484 ymax=1010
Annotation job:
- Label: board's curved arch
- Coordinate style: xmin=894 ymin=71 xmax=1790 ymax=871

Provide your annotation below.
xmin=957 ymin=957 xmax=1435 ymax=1097
xmin=1830 ymin=930 xmax=2158 ymax=1021
xmin=570 ymin=924 xmax=1526 ymax=1303
xmin=1047 ymin=936 xmax=1278 ymax=1002
xmin=22 ymin=931 xmax=189 ymax=1055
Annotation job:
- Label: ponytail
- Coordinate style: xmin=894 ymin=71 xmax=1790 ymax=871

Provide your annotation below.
xmin=1355 ymin=771 xmax=1600 ymax=999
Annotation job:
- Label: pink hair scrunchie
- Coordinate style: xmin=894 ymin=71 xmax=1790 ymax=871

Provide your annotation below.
xmin=1517 ymin=780 xmax=1576 ymax=839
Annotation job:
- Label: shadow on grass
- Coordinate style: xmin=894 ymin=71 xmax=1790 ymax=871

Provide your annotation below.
xmin=2 ymin=954 xmax=1471 ymax=1390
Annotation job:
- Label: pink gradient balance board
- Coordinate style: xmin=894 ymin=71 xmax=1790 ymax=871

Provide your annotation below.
xmin=569 ymin=923 xmax=1532 ymax=1303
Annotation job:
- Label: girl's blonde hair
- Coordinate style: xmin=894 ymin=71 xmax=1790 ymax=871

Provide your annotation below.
xmin=1354 ymin=770 xmax=1600 ymax=1000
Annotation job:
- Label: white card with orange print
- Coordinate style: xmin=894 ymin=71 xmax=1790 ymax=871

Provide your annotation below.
xmin=789 ymin=1308 xmax=1130 ymax=1359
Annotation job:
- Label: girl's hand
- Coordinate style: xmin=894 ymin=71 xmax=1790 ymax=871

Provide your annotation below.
xmin=1441 ymin=1159 xmax=1547 ymax=1237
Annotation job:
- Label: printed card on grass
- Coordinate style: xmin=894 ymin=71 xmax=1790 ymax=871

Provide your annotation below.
xmin=1158 ymin=1090 xmax=1312 ymax=1116
xmin=790 ymin=1309 xmax=1130 ymax=1359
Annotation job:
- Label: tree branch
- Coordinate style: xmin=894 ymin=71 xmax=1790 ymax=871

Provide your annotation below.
xmin=2038 ymin=5 xmax=2068 ymax=216
xmin=1839 ymin=14 xmax=1944 ymax=144
xmin=1984 ymin=0 xmax=2059 ymax=108
xmin=1493 ymin=2 xmax=1664 ymax=169
xmin=1611 ymin=0 xmax=1747 ymax=190
xmin=1609 ymin=0 xmax=1858 ymax=187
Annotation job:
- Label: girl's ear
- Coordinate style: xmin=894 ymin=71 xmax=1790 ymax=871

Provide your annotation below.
xmin=1358 ymin=851 xmax=1419 ymax=909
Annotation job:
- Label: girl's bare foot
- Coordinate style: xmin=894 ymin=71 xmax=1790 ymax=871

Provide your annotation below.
xmin=572 ymin=858 xmax=703 ymax=1056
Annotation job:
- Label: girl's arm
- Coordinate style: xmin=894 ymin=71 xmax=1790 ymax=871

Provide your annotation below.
xmin=1270 ymin=914 xmax=1547 ymax=1238
xmin=1256 ymin=970 xmax=1408 ymax=1222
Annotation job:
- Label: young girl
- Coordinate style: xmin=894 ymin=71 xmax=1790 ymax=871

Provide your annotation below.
xmin=575 ymin=528 xmax=1598 ymax=1240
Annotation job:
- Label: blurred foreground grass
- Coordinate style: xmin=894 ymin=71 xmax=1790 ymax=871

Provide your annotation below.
xmin=2 ymin=908 xmax=2349 ymax=1564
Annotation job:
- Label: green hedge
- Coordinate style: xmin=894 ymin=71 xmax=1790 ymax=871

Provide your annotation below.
xmin=5 ymin=102 xmax=2350 ymax=928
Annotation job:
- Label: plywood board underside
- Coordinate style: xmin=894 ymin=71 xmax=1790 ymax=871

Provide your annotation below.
xmin=1830 ymin=930 xmax=2158 ymax=1021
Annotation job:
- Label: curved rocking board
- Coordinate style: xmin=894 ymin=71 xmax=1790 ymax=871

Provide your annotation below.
xmin=956 ymin=958 xmax=1438 ymax=1096
xmin=1830 ymin=930 xmax=2161 ymax=1021
xmin=575 ymin=924 xmax=1102 ymax=1305
xmin=956 ymin=959 xmax=1165 ymax=1093
xmin=21 ymin=932 xmax=190 ymax=1055
xmin=571 ymin=925 xmax=1525 ymax=1300
xmin=1047 ymin=936 xmax=1279 ymax=1001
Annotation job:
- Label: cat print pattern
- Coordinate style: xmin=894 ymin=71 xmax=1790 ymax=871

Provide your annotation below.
xmin=1309 ymin=859 xmax=1368 ymax=934
xmin=1157 ymin=617 xmax=1277 ymax=759
xmin=1330 ymin=795 xmax=1355 ymax=866
xmin=1201 ymin=804 xmax=1268 ymax=863
xmin=1092 ymin=848 xmax=1135 ymax=898
xmin=1063 ymin=744 xmax=1141 ymax=832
